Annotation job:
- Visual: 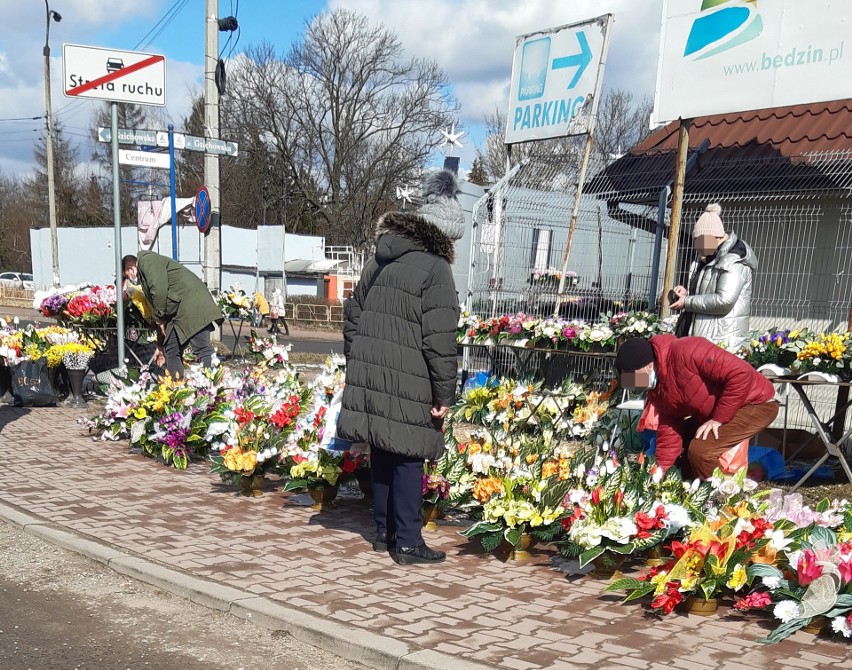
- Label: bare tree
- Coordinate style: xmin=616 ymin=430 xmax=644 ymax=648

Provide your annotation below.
xmin=233 ymin=10 xmax=456 ymax=248
xmin=592 ymin=90 xmax=654 ymax=163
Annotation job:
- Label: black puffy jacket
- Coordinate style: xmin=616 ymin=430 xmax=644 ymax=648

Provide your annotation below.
xmin=338 ymin=211 xmax=459 ymax=460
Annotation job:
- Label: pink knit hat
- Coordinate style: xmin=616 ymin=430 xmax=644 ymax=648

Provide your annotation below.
xmin=693 ymin=203 xmax=724 ymax=238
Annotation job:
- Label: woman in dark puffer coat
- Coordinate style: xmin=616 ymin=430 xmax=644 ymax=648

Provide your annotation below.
xmin=338 ymin=170 xmax=462 ymax=565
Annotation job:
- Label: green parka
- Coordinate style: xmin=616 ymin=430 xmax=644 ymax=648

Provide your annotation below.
xmin=136 ymin=250 xmax=223 ymax=345
xmin=338 ymin=212 xmax=460 ymax=460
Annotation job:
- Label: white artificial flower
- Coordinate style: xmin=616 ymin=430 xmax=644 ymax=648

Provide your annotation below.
xmin=766 ymin=529 xmax=794 ymax=552
xmin=773 ymin=600 xmax=802 ymax=623
xmin=663 ymin=503 xmax=691 ymax=534
xmin=652 ymin=467 xmax=664 ymax=484
xmin=762 ymin=574 xmax=782 ymax=590
xmin=718 ymin=479 xmax=741 ymax=498
xmin=743 ymin=478 xmax=758 ymax=492
xmin=831 ymin=615 xmax=852 ymax=638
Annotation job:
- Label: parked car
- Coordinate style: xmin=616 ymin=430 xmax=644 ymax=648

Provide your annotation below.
xmin=0 ymin=272 xmax=35 ymax=291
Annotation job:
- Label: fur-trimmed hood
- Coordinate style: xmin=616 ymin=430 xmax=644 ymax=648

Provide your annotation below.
xmin=374 ymin=211 xmax=455 ymax=265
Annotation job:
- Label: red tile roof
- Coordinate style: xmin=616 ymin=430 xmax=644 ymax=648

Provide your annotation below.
xmin=632 ymin=99 xmax=852 ymax=157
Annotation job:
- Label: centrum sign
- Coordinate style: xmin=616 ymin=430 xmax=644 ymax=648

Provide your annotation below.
xmin=506 ymin=15 xmax=612 ymax=144
xmin=654 ymin=0 xmax=852 ymax=122
xmin=62 ymin=44 xmax=166 ymax=106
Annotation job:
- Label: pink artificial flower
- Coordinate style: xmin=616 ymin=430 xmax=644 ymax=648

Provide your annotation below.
xmin=734 ymin=591 xmax=772 ymax=611
xmin=797 ymin=549 xmax=824 ymax=586
xmin=839 ymin=556 xmax=852 ymax=585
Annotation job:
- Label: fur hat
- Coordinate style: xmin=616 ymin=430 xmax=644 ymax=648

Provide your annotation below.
xmin=693 ymin=203 xmax=725 ymax=238
xmin=417 ymin=169 xmax=465 ymax=241
xmin=614 ymin=338 xmax=655 ymax=373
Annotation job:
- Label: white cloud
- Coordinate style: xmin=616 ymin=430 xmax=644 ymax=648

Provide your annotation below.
xmin=327 ymin=0 xmax=664 ymax=129
xmin=0 ymin=0 xmax=203 ymax=177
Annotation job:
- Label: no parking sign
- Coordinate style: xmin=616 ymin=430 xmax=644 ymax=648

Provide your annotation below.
xmin=195 ymin=185 xmax=211 ymax=233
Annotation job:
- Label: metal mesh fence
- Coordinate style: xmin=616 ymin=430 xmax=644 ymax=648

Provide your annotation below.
xmin=465 ymin=148 xmax=852 ymax=437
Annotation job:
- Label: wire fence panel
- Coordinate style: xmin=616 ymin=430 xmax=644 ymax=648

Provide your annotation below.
xmin=468 ymin=148 xmax=852 ymax=435
xmin=467 ymin=154 xmax=662 ymax=322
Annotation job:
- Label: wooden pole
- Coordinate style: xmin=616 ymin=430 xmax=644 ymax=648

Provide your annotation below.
xmin=660 ymin=118 xmax=691 ymax=318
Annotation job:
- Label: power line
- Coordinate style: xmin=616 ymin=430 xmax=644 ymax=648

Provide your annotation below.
xmin=0 ymin=115 xmax=44 ymax=123
xmin=139 ymin=0 xmax=191 ymax=51
xmin=134 ymin=0 xmax=188 ymax=50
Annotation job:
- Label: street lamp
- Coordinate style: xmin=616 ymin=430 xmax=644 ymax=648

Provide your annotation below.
xmin=43 ymin=1 xmax=62 ymax=287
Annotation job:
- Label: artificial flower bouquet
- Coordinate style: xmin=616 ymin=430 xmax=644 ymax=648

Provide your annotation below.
xmin=607 ymin=311 xmax=673 ymax=339
xmin=742 ymin=328 xmax=801 ymax=370
xmin=209 ymin=368 xmax=309 ymax=486
xmin=460 ymin=437 xmax=568 ymax=554
xmin=557 ymin=447 xmax=699 ymax=571
xmin=246 ymin=330 xmax=291 ymax=368
xmin=727 ymin=500 xmax=852 ymax=642
xmin=215 ymin=283 xmax=252 ymax=319
xmin=127 ymin=370 xmax=221 ymax=469
xmin=793 ymin=331 xmax=852 ymax=377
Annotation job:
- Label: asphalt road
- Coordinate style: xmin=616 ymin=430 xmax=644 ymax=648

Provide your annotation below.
xmin=0 ymin=521 xmax=364 ymax=670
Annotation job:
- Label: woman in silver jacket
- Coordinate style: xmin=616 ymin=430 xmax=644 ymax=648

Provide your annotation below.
xmin=669 ymin=203 xmax=757 ymax=350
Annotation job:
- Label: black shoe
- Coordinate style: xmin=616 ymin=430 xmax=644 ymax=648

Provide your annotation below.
xmin=391 ymin=543 xmax=446 ymax=565
xmin=372 ymin=531 xmax=396 ymax=552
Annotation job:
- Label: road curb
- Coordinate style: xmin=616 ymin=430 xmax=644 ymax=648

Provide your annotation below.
xmin=0 ymin=500 xmax=494 ymax=670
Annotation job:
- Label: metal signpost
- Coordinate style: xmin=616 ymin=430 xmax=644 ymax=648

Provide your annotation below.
xmin=64 ymin=44 xmax=167 ymax=369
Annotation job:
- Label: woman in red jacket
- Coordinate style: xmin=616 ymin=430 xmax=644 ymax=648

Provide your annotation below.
xmin=614 ymin=335 xmax=778 ymax=479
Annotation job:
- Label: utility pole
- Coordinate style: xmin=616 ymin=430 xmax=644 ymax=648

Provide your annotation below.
xmin=43 ymin=1 xmax=62 ymax=287
xmin=203 ymin=0 xmax=221 ymax=293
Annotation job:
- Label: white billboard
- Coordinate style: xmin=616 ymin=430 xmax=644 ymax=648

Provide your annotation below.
xmin=654 ymin=0 xmax=851 ymax=123
xmin=506 ymin=15 xmax=612 ymax=145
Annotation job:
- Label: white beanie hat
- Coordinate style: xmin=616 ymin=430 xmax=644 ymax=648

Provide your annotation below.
xmin=693 ymin=203 xmax=725 ymax=238
xmin=417 ymin=169 xmax=465 ymax=241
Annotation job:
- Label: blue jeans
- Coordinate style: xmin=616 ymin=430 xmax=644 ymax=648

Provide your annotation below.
xmin=370 ymin=445 xmax=424 ymax=548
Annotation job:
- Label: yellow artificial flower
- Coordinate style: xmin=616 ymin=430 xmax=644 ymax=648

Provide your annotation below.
xmin=726 ymin=564 xmax=747 ymax=591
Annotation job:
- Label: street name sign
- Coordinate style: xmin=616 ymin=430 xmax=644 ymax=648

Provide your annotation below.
xmin=118 ymin=149 xmax=170 ymax=170
xmin=63 ymin=44 xmax=166 ymax=106
xmin=98 ymin=127 xmax=238 ymax=156
xmin=506 ymin=15 xmax=612 ymax=143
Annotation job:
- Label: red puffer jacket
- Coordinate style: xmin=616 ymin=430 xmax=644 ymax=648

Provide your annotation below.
xmin=647 ymin=334 xmax=775 ymax=470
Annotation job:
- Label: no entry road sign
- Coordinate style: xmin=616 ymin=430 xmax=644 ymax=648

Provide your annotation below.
xmin=63 ymin=44 xmax=166 ymax=106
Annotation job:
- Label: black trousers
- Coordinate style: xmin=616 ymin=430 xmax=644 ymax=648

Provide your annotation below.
xmin=163 ymin=324 xmax=214 ymax=378
xmin=370 ymin=445 xmax=424 ymax=548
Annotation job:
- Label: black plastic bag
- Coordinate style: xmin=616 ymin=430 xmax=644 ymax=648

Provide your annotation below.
xmin=11 ymin=360 xmax=59 ymax=407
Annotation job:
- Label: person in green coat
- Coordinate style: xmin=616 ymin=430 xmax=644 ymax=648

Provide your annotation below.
xmin=122 ymin=251 xmax=223 ymax=377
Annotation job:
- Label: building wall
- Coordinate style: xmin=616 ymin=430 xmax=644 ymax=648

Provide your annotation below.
xmin=29 ymin=225 xmax=325 ymax=293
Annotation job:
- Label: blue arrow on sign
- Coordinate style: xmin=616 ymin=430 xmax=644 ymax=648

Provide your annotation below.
xmin=551 ymin=30 xmax=592 ymax=89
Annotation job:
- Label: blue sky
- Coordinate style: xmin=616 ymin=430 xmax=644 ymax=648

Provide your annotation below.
xmin=0 ymin=0 xmax=663 ymax=176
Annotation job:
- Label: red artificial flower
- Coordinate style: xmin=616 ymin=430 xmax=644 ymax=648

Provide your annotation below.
xmin=651 ymin=582 xmax=683 ymax=615
xmin=234 ymin=408 xmax=255 ymax=427
xmin=638 ymin=565 xmax=666 ymax=583
xmin=291 ymin=454 xmax=307 ymax=464
xmin=637 ymin=451 xmax=645 ymax=467
xmin=669 ymin=540 xmax=689 ymax=559
xmin=798 ymin=549 xmax=824 ymax=586
xmin=341 ymin=458 xmax=357 ymax=474
xmin=733 ymin=591 xmax=772 ymax=611
xmin=269 ymin=407 xmax=293 ymax=429
xmin=591 ymin=487 xmax=603 ymax=506
xmin=708 ymin=540 xmax=728 ymax=564
xmin=613 ymin=490 xmax=624 ymax=509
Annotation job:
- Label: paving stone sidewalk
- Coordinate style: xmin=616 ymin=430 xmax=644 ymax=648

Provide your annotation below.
xmin=1 ymin=404 xmax=850 ymax=670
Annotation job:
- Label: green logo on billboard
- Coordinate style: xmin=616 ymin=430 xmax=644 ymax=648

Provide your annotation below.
xmin=684 ymin=0 xmax=763 ymax=60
